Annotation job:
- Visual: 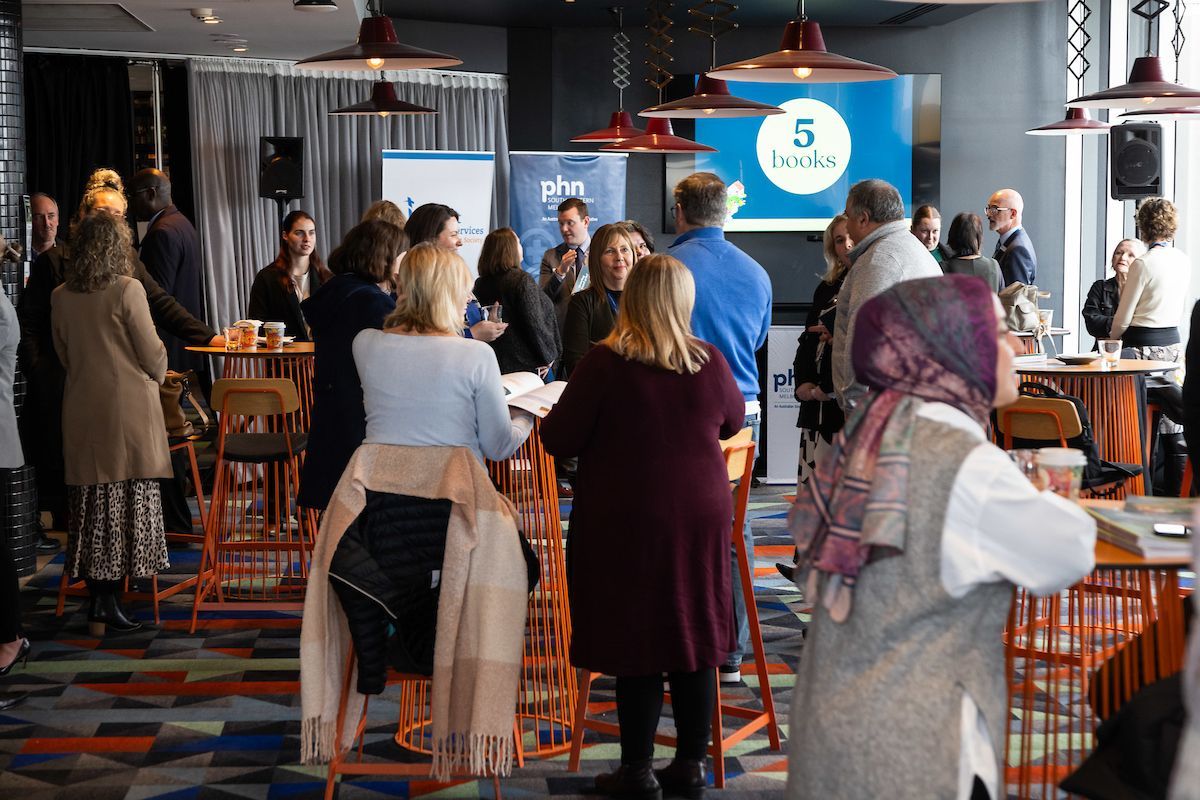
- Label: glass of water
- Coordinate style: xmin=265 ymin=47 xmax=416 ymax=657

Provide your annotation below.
xmin=1098 ymin=339 xmax=1122 ymax=370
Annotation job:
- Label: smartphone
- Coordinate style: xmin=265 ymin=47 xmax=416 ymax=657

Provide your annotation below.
xmin=1152 ymin=523 xmax=1192 ymax=538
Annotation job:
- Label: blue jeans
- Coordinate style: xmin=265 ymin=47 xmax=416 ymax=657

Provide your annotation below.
xmin=727 ymin=413 xmax=759 ymax=668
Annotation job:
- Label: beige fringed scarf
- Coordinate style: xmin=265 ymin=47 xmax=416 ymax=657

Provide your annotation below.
xmin=299 ymin=444 xmax=529 ymax=780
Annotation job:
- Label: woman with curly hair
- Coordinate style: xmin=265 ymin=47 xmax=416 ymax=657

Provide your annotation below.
xmin=1110 ymin=197 xmax=1192 ymax=494
xmin=248 ymin=210 xmax=332 ymax=340
xmin=52 ymin=211 xmax=171 ymax=636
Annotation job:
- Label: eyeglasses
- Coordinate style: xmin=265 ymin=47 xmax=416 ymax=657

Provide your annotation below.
xmin=984 ymin=205 xmax=1013 ymax=216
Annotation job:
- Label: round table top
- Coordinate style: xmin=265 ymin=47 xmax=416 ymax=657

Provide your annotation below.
xmin=1013 ymin=327 xmax=1071 ymax=338
xmin=1017 ymin=358 xmax=1179 ymax=376
xmin=186 ymin=342 xmax=315 ymax=357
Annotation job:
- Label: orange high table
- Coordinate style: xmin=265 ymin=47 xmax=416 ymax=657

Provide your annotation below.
xmin=186 ymin=342 xmax=316 ymax=431
xmin=1017 ymin=359 xmax=1179 ymax=497
xmin=1004 ymin=531 xmax=1191 ymax=798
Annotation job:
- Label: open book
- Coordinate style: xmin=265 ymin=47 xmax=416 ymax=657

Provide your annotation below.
xmin=502 ymin=372 xmax=567 ymax=419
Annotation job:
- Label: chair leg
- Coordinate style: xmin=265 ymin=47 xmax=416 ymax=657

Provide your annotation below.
xmin=151 ymin=574 xmax=161 ymax=625
xmin=710 ymin=671 xmax=725 ymax=789
xmin=55 ymin=569 xmax=68 ymax=617
xmin=567 ymin=668 xmax=592 ymax=772
xmin=492 ymin=773 xmax=502 ymax=799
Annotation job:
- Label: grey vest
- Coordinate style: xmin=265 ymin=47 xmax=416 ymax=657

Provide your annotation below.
xmin=787 ymin=417 xmax=1012 ymax=799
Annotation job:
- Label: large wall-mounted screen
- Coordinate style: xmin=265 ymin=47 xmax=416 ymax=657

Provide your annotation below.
xmin=665 ymin=74 xmax=941 ymax=233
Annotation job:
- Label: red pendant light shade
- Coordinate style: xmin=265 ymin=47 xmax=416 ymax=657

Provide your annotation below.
xmin=1120 ymin=106 xmax=1200 ymax=120
xmin=331 ymin=81 xmax=436 ymax=116
xmin=600 ymin=118 xmax=717 ymax=154
xmin=640 ymin=75 xmax=784 ymax=119
xmin=295 ymin=15 xmax=462 ymax=71
xmin=707 ymin=19 xmax=896 ymax=84
xmin=1026 ymin=107 xmax=1111 ymax=136
xmin=1067 ymin=56 xmax=1200 ymax=110
xmin=570 ymin=110 xmax=646 ymax=143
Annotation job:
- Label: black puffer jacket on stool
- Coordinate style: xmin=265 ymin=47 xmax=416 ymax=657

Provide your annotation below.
xmin=328 ymin=490 xmax=452 ymax=694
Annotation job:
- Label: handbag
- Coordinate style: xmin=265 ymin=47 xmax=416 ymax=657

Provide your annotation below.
xmin=999 ymin=282 xmax=1041 ymax=331
xmin=159 ymin=370 xmax=210 ymax=438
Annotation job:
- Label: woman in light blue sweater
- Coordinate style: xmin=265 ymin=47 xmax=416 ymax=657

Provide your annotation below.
xmin=352 ymin=243 xmax=531 ymax=464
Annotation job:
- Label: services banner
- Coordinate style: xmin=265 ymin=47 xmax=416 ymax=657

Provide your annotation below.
xmin=765 ymin=325 xmax=803 ymax=484
xmin=509 ymin=152 xmax=628 ymax=279
xmin=381 ymin=150 xmax=495 ymax=274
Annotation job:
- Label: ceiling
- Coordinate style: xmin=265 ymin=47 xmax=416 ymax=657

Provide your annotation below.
xmin=21 ymin=0 xmax=987 ymax=62
xmin=379 ymin=0 xmax=987 ymax=28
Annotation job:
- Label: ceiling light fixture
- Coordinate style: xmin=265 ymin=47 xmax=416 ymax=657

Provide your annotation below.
xmin=295 ymin=0 xmax=461 ymax=72
xmin=1119 ymin=1 xmax=1200 ymax=121
xmin=640 ymin=1 xmax=783 ymax=119
xmin=571 ymin=7 xmax=646 ymax=143
xmin=707 ymin=0 xmax=896 ymax=83
xmin=331 ymin=81 xmax=437 ymax=116
xmin=293 ymin=0 xmax=338 ymax=11
xmin=1068 ymin=0 xmax=1200 ymax=109
xmin=1027 ymin=0 xmax=1110 ymax=136
xmin=602 ymin=1 xmax=715 ymax=154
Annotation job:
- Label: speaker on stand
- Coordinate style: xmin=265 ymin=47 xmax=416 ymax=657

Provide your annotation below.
xmin=259 ymin=136 xmax=305 ymax=230
xmin=1110 ymin=123 xmax=1162 ymax=201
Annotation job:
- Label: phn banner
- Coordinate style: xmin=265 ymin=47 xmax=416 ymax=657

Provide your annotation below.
xmin=509 ymin=152 xmax=628 ymax=278
xmin=381 ymin=150 xmax=495 ymax=274
xmin=765 ymin=325 xmax=804 ymax=484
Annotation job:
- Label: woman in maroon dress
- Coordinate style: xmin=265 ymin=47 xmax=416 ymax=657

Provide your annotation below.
xmin=541 ymin=254 xmax=745 ymax=800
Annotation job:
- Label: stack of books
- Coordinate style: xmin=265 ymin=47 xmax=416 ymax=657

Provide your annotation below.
xmin=1085 ymin=496 xmax=1195 ymax=558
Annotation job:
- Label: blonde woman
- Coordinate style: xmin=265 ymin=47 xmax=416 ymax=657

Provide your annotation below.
xmin=541 ymin=254 xmax=745 ymax=800
xmin=351 ymin=243 xmax=531 ymax=463
xmin=52 ymin=211 xmax=171 ymax=635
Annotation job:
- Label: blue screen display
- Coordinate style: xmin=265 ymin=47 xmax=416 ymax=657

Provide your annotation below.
xmin=687 ymin=76 xmax=916 ymax=232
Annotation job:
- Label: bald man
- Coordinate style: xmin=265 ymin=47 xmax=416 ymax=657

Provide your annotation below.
xmin=986 ymin=188 xmax=1037 ymax=286
xmin=130 ymin=168 xmax=205 ymax=372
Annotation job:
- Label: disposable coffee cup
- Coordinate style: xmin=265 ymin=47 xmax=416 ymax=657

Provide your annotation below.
xmin=264 ymin=322 xmax=286 ymax=350
xmin=237 ymin=322 xmax=260 ymax=349
xmin=1037 ymin=447 xmax=1087 ymax=500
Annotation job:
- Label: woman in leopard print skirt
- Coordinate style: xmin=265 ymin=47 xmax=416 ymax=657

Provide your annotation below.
xmin=51 ymin=178 xmax=171 ymax=635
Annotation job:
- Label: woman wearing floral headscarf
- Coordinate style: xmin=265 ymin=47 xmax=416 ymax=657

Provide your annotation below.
xmin=785 ymin=275 xmax=1096 ymax=800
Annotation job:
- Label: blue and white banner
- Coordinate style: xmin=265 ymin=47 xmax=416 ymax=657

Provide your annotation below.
xmin=509 ymin=152 xmax=628 ymax=278
xmin=381 ymin=150 xmax=495 ymax=275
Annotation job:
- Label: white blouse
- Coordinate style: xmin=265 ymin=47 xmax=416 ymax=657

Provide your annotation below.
xmin=1109 ymin=245 xmax=1191 ymax=338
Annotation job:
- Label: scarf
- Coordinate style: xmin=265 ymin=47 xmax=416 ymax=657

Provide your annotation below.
xmin=300 ymin=444 xmax=529 ymax=780
xmin=789 ymin=274 xmax=999 ymax=621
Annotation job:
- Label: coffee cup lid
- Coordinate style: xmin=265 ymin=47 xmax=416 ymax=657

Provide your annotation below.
xmin=1037 ymin=447 xmax=1087 ymax=467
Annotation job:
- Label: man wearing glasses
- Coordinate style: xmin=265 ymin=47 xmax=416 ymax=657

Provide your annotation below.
xmin=986 ymin=188 xmax=1037 ymax=286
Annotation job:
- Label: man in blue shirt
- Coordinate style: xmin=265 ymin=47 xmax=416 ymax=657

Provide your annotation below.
xmin=668 ymin=172 xmax=772 ymax=684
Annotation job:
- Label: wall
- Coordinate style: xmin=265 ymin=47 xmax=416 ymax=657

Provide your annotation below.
xmin=516 ymin=2 xmax=1067 ymax=315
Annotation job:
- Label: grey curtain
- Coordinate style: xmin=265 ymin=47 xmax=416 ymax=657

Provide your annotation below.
xmin=188 ymin=58 xmax=508 ymax=331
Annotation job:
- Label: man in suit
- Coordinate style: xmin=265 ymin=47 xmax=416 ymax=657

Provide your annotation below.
xmin=538 ymin=197 xmax=591 ymax=329
xmin=130 ymin=169 xmax=206 ymax=373
xmin=987 ymin=188 xmax=1037 ymax=286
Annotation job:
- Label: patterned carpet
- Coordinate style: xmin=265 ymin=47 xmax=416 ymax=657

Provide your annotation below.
xmin=0 ymin=486 xmax=809 ymax=799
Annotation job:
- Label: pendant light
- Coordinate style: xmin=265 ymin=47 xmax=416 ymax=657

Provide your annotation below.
xmin=331 ymin=81 xmax=436 ymax=116
xmin=1027 ymin=0 xmax=1110 ymax=135
xmin=295 ymin=0 xmax=461 ymax=72
xmin=707 ymin=0 xmax=896 ymax=84
xmin=1068 ymin=0 xmax=1200 ymax=110
xmin=603 ymin=1 xmax=715 ymax=154
xmin=640 ymin=2 xmax=782 ymax=119
xmin=1120 ymin=2 xmax=1200 ymax=121
xmin=571 ymin=8 xmax=646 ymax=143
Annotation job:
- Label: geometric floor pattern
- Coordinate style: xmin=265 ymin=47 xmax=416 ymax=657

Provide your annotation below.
xmin=0 ymin=485 xmax=809 ymax=799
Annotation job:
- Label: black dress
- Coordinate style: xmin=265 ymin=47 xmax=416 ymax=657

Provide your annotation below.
xmin=247 ymin=265 xmax=325 ymax=341
xmin=793 ymin=277 xmax=845 ymax=440
xmin=472 ymin=269 xmax=562 ymax=375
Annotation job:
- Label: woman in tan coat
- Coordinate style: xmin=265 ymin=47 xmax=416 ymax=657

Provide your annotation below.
xmin=52 ymin=210 xmax=171 ymax=636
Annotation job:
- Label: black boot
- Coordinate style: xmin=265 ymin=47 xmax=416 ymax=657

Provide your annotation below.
xmin=1158 ymin=433 xmax=1189 ymax=498
xmin=654 ymin=759 xmax=706 ymax=799
xmin=87 ymin=579 xmax=142 ymax=636
xmin=595 ymin=761 xmax=663 ymax=800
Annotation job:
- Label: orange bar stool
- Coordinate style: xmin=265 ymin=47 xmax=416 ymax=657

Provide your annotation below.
xmin=190 ymin=378 xmax=317 ymax=632
xmin=566 ymin=433 xmax=781 ymax=788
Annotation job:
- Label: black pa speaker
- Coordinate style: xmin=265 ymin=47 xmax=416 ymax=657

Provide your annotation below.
xmin=1110 ymin=123 xmax=1162 ymax=201
xmin=259 ymin=136 xmax=304 ymax=200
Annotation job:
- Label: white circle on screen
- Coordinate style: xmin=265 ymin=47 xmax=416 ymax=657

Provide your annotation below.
xmin=755 ymin=98 xmax=851 ymax=196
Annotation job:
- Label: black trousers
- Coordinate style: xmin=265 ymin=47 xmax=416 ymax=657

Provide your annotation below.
xmin=615 ymin=669 xmax=715 ymax=764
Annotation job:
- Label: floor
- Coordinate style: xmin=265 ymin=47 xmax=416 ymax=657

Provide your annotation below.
xmin=0 ymin=486 xmax=809 ymax=799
